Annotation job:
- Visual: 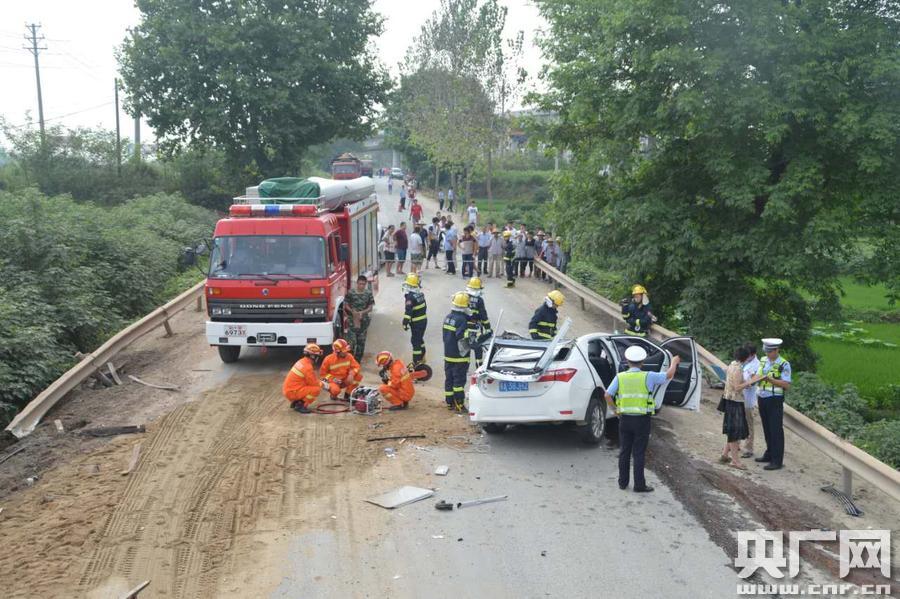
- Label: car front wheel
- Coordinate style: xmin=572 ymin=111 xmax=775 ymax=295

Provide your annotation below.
xmin=578 ymin=396 xmax=605 ymax=445
xmin=218 ymin=345 xmax=240 ymax=363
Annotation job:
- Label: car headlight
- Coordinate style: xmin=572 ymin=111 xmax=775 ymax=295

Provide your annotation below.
xmin=303 ymin=308 xmax=314 ymax=315
xmin=221 ymin=307 xmax=231 ymax=315
xmin=314 ymin=307 xmax=326 ymax=315
xmin=211 ymin=307 xmax=222 ymax=316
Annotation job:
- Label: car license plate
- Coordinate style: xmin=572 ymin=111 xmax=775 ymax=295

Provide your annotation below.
xmin=257 ymin=332 xmax=276 ymax=343
xmin=224 ymin=325 xmax=246 ymax=337
xmin=499 ymin=381 xmax=529 ymax=392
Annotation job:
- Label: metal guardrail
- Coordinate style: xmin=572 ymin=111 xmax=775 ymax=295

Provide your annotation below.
xmin=533 ymin=259 xmax=900 ymax=504
xmin=5 ymin=281 xmax=206 ymax=439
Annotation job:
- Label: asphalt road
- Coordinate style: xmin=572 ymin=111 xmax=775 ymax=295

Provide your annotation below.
xmin=258 ymin=177 xmax=743 ymax=598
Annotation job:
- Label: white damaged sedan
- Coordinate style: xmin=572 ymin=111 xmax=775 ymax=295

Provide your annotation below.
xmin=467 ymin=318 xmax=701 ymax=444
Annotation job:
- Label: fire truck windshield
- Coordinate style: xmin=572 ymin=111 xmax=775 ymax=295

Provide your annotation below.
xmin=332 ymin=164 xmax=359 ymax=175
xmin=209 ymin=235 xmax=326 ymax=279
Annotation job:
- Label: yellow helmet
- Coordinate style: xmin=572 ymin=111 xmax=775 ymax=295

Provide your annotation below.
xmin=375 ymin=351 xmax=393 ymax=366
xmin=547 ymin=290 xmax=565 ymax=307
xmin=466 ymin=277 xmax=482 ymax=290
xmin=502 ymin=230 xmax=512 ymax=238
xmin=451 ymin=291 xmax=470 ymax=308
xmin=404 ymin=273 xmax=420 ymax=288
xmin=632 ymin=284 xmax=647 ymax=295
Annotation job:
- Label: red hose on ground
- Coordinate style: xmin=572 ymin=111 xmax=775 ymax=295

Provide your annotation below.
xmin=315 ymin=402 xmax=350 ymax=414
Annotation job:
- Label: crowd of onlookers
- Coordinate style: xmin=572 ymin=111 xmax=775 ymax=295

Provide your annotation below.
xmin=378 ymin=196 xmax=570 ymax=280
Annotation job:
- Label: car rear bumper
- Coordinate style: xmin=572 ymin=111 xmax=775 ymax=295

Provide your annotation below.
xmin=206 ymin=321 xmax=334 ymax=347
xmin=468 ymin=388 xmax=586 ymax=424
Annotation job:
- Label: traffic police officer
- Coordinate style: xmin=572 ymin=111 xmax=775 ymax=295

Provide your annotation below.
xmin=621 ymin=284 xmax=655 ymax=337
xmin=402 ymin=273 xmax=428 ymax=365
xmin=465 ymin=277 xmax=492 ymax=367
xmin=529 ymin=290 xmax=564 ymax=340
xmin=443 ymin=292 xmax=471 ymax=412
xmin=752 ymin=338 xmax=791 ymax=470
xmin=604 ymin=345 xmax=681 ymax=492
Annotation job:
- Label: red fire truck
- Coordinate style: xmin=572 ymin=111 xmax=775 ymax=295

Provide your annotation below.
xmin=205 ymin=177 xmax=379 ymax=363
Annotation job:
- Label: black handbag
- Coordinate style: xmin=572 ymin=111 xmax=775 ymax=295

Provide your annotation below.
xmin=716 ymin=396 xmax=727 ymax=413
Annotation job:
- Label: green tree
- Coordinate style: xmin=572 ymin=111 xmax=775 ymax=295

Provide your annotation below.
xmin=119 ymin=0 xmax=390 ymax=176
xmin=395 ymin=0 xmax=522 ymax=199
xmin=533 ymin=0 xmax=900 ymax=368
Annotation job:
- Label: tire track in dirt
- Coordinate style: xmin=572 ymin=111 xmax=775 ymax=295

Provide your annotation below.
xmin=73 ymin=374 xmax=385 ymax=598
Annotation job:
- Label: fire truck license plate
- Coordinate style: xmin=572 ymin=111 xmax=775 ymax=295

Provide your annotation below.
xmin=224 ymin=325 xmax=246 ymax=337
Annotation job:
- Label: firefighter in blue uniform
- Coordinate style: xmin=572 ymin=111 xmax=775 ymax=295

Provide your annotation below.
xmin=443 ymin=292 xmax=472 ymax=412
xmin=402 ymin=273 xmax=428 ymax=366
xmin=465 ymin=277 xmax=492 ymax=367
xmin=621 ymin=284 xmax=655 ymax=337
xmin=751 ymin=338 xmax=792 ymax=470
xmin=529 ymin=290 xmax=565 ymax=340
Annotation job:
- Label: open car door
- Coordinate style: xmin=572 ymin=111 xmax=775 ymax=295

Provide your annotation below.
xmin=660 ymin=337 xmax=701 ymax=410
xmin=606 ymin=335 xmax=671 ymax=409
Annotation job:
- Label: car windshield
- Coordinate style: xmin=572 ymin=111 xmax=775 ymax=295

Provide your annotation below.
xmin=208 ymin=235 xmax=326 ymax=279
xmin=333 ymin=165 xmax=358 ymax=174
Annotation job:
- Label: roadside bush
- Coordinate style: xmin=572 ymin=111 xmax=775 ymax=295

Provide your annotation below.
xmin=853 ymin=420 xmax=900 ymax=469
xmin=788 ymin=372 xmax=867 ymax=439
xmin=0 ymin=188 xmax=217 ymax=428
xmin=566 ymin=262 xmax=628 ymax=301
xmin=470 ymin=170 xmax=553 ymax=203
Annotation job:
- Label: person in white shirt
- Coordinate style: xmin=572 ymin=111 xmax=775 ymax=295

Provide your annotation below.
xmin=741 ymin=342 xmax=760 ymax=458
xmin=487 ymin=229 xmax=503 ymax=277
xmin=408 ymin=225 xmax=425 ymax=273
xmin=466 ymin=201 xmax=479 ymax=226
xmin=447 ymin=187 xmax=455 ymax=212
xmin=438 ymin=190 xmax=445 ymax=211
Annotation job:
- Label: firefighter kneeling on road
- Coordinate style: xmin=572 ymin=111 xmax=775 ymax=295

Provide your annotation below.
xmin=529 ymin=290 xmax=564 ymax=340
xmin=282 ymin=343 xmax=327 ymax=414
xmin=375 ymin=351 xmax=414 ymax=411
xmin=443 ymin=292 xmax=472 ymax=412
xmin=319 ymin=339 xmax=362 ymax=401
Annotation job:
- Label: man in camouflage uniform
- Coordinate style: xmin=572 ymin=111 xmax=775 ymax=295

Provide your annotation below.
xmin=343 ymin=275 xmax=375 ymax=359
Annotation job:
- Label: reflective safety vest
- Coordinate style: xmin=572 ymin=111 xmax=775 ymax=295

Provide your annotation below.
xmin=757 ymin=356 xmax=787 ymax=397
xmin=404 ymin=291 xmax=428 ymax=325
xmin=615 ymin=371 xmax=655 ymax=415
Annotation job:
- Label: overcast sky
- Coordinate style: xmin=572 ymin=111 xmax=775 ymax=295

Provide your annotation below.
xmin=0 ymin=0 xmax=545 ymax=144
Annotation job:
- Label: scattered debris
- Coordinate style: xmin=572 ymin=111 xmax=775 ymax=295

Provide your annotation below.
xmin=367 ymin=434 xmax=426 ymax=442
xmin=190 ymin=368 xmax=212 ymax=372
xmin=80 ymin=425 xmax=146 ymax=438
xmin=366 ymin=486 xmax=434 ymax=509
xmin=107 ymin=362 xmax=123 ymax=385
xmin=434 ymin=500 xmax=454 ymax=511
xmin=0 ymin=445 xmax=26 ymax=465
xmin=457 ymin=538 xmax=463 ymax=542
xmin=128 ymin=375 xmax=179 ymax=391
xmin=368 ymin=422 xmax=385 ymax=430
xmin=25 ymin=476 xmax=38 ymax=487
xmin=456 ymin=495 xmax=508 ymax=509
xmin=541 ymin=550 xmax=547 ymax=557
xmin=434 ymin=465 xmax=450 ymax=476
xmin=393 ymin=575 xmax=401 ymax=580
xmin=384 ymin=448 xmax=396 ymax=458
xmin=431 ymin=535 xmax=445 ymax=539
xmin=121 ymin=443 xmax=142 ymax=476
xmin=54 ymin=419 xmax=65 ymax=433
xmin=83 ymin=464 xmax=101 ymax=475
xmin=120 ymin=579 xmax=151 ymax=599
xmin=821 ymin=485 xmax=864 ymax=517
xmin=330 ymin=515 xmax=337 ymax=520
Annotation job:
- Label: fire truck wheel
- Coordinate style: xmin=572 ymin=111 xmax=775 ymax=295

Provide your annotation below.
xmin=217 ymin=345 xmax=241 ymax=363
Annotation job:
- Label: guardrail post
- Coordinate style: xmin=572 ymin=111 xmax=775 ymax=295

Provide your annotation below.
xmin=580 ymin=296 xmax=586 ymax=311
xmin=195 ymin=296 xmax=202 ymax=312
xmin=162 ymin=319 xmax=173 ymax=337
xmin=842 ymin=467 xmax=853 ymax=497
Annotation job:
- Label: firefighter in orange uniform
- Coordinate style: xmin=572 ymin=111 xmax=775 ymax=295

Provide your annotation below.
xmin=375 ymin=351 xmax=414 ymax=411
xmin=319 ymin=339 xmax=363 ymax=401
xmin=282 ymin=343 xmax=326 ymax=414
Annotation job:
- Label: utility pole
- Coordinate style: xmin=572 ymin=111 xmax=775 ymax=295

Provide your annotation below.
xmin=24 ymin=23 xmax=47 ymax=144
xmin=114 ymin=79 xmax=122 ymax=176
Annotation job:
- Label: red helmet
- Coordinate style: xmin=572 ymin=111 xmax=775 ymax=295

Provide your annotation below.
xmin=304 ymin=343 xmax=323 ymax=356
xmin=332 ymin=338 xmax=350 ymax=354
xmin=375 ymin=351 xmax=393 ymax=366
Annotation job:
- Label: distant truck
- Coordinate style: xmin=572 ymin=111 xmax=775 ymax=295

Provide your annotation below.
xmin=204 ymin=176 xmax=379 ymax=363
xmin=331 ymin=152 xmax=362 ymax=180
xmin=360 ymin=159 xmax=374 ymax=177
